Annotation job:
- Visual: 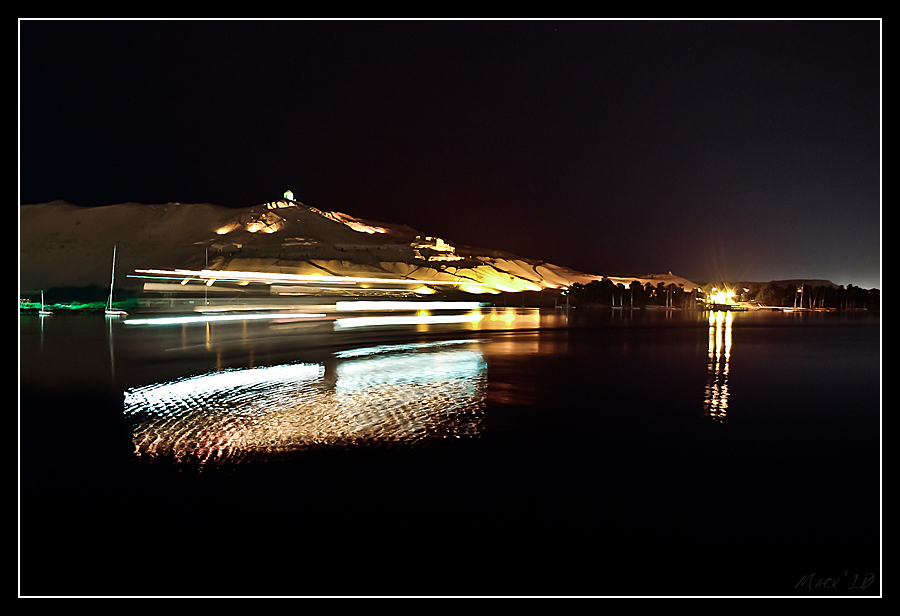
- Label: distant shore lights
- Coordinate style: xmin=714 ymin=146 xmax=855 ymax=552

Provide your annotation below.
xmin=707 ymin=286 xmax=736 ymax=306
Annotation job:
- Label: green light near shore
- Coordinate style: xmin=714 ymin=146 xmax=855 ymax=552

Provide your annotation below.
xmin=20 ymin=300 xmax=129 ymax=313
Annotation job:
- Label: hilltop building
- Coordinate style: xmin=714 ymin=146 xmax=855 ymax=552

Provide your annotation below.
xmin=411 ymin=236 xmax=464 ymax=262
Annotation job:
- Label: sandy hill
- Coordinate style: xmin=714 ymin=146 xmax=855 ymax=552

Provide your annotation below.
xmin=19 ymin=198 xmax=701 ymax=297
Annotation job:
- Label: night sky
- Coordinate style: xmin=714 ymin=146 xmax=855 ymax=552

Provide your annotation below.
xmin=19 ymin=19 xmax=882 ymax=289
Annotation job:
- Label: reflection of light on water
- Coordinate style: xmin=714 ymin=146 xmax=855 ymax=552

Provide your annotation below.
xmin=333 ymin=308 xmax=544 ymax=331
xmin=334 ymin=312 xmax=484 ymax=329
xmin=123 ymin=342 xmax=487 ymax=467
xmin=335 ymin=301 xmax=483 ymax=312
xmin=704 ymin=311 xmax=732 ymax=421
xmin=125 ymin=312 xmax=327 ymax=326
xmin=333 ymin=339 xmax=487 ymax=359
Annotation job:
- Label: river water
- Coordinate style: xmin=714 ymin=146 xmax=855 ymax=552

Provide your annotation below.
xmin=19 ymin=307 xmax=881 ymax=596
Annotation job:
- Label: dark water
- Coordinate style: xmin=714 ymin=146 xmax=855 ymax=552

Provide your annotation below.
xmin=19 ymin=307 xmax=881 ymax=596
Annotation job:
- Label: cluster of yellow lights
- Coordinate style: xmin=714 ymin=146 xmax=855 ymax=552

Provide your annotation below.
xmin=708 ymin=287 xmax=736 ymax=305
xmin=245 ymin=222 xmax=270 ymax=233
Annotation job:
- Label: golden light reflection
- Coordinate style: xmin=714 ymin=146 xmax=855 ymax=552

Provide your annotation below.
xmin=465 ymin=310 xmax=486 ymax=329
xmin=704 ymin=310 xmax=732 ymax=421
xmin=499 ymin=310 xmax=517 ymax=324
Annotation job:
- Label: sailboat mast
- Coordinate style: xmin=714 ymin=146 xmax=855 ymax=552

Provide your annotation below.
xmin=108 ymin=245 xmax=117 ymax=310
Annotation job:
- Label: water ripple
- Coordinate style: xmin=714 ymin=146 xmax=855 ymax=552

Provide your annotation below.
xmin=124 ymin=343 xmax=487 ymax=467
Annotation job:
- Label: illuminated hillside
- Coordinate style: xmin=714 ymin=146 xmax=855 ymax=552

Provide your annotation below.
xmin=19 ymin=197 xmax=701 ymax=298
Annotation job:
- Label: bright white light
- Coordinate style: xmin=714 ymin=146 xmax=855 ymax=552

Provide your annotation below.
xmin=125 ymin=363 xmax=324 ymax=417
xmin=133 ymin=268 xmax=489 ymax=287
xmin=334 ymin=339 xmax=484 ymax=359
xmin=336 ymin=301 xmax=483 ymax=312
xmin=336 ymin=349 xmax=485 ymax=393
xmin=334 ymin=313 xmax=484 ymax=329
xmin=125 ymin=312 xmax=326 ymax=326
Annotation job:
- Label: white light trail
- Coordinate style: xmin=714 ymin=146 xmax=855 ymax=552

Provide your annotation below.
xmin=125 ymin=312 xmax=326 ymax=326
xmin=334 ymin=312 xmax=484 ymax=329
xmin=335 ymin=301 xmax=484 ymax=312
xmin=133 ymin=268 xmax=489 ymax=287
xmin=334 ymin=339 xmax=485 ymax=359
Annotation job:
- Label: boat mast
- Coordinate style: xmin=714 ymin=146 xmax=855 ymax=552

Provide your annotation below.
xmin=108 ymin=245 xmax=117 ymax=311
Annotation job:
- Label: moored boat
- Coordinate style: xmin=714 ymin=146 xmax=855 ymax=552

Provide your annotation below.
xmin=105 ymin=246 xmax=128 ymax=316
xmin=39 ymin=290 xmax=53 ymax=315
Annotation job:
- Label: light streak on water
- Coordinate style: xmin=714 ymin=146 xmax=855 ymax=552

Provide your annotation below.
xmin=704 ymin=310 xmax=732 ymax=421
xmin=132 ymin=268 xmax=489 ymax=288
xmin=335 ymin=301 xmax=484 ymax=311
xmin=123 ymin=342 xmax=487 ymax=467
xmin=333 ymin=339 xmax=486 ymax=359
xmin=124 ymin=312 xmax=327 ymax=326
xmin=334 ymin=312 xmax=484 ymax=329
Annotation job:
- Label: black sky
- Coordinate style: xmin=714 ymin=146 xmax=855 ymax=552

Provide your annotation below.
xmin=19 ymin=19 xmax=882 ymax=288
